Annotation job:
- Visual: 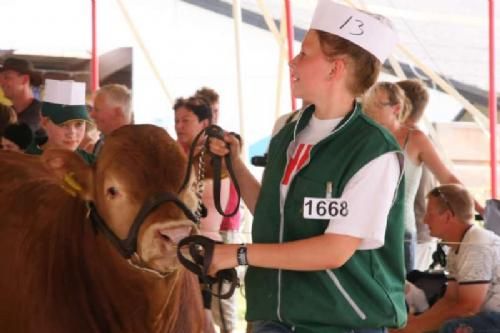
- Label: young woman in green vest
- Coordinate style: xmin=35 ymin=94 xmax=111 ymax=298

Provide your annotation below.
xmin=207 ymin=1 xmax=406 ymax=332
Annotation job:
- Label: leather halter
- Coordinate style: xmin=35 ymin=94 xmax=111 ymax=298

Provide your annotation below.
xmin=89 ymin=192 xmax=198 ymax=259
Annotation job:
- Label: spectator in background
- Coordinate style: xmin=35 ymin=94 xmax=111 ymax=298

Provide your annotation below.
xmin=79 ymin=120 xmax=100 ymax=154
xmin=26 ymin=80 xmax=94 ymax=164
xmin=398 ymin=79 xmax=429 ymax=127
xmin=395 ymin=184 xmax=500 ymax=333
xmin=195 ymin=87 xmax=243 ymax=242
xmin=195 ymin=86 xmax=220 ymax=124
xmin=174 ymin=95 xmax=235 ymax=333
xmin=397 ymin=79 xmax=437 ymax=271
xmin=363 ymin=81 xmax=484 ymax=272
xmin=90 ymin=84 xmax=132 ymax=155
xmin=195 ymin=86 xmax=241 ymax=333
xmin=1 ymin=123 xmax=32 ymax=152
xmin=0 ymin=57 xmax=46 ymax=142
xmin=174 ymin=95 xmax=231 ymax=240
xmin=174 ymin=97 xmax=212 ymax=152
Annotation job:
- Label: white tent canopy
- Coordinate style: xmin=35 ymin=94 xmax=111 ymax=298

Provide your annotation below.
xmin=0 ymin=0 xmax=498 ymax=196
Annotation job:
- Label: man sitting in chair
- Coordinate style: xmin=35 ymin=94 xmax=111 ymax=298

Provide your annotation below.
xmin=395 ymin=184 xmax=499 ymax=333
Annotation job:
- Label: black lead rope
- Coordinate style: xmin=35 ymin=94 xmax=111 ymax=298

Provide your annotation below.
xmin=177 ymin=235 xmax=239 ymax=299
xmin=177 ymin=127 xmax=241 ymax=332
xmin=177 ymin=235 xmax=239 ymax=333
xmin=211 ymin=140 xmax=241 ymax=217
xmin=178 ymin=125 xmax=241 ymax=218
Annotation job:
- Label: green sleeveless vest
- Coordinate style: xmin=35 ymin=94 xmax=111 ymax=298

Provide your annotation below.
xmin=246 ymin=105 xmax=407 ymax=332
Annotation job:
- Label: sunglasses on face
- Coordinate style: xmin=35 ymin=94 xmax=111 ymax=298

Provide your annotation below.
xmin=430 ymin=188 xmax=455 ymax=216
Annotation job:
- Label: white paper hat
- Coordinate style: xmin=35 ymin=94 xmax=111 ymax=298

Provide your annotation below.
xmin=41 ymin=79 xmax=90 ymax=124
xmin=43 ymin=79 xmax=86 ymax=105
xmin=310 ymin=0 xmax=398 ymax=62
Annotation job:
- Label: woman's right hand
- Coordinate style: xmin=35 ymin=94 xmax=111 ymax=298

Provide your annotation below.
xmin=207 ymin=132 xmax=241 ymax=162
xmin=209 ymin=130 xmax=260 ymax=214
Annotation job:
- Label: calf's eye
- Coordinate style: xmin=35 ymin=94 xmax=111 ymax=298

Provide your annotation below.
xmin=106 ymin=186 xmax=119 ymax=198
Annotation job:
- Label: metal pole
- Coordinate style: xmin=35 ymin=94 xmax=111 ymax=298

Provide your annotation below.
xmin=232 ymin=0 xmax=251 ymax=238
xmin=489 ymin=0 xmax=497 ymax=198
xmin=399 ymin=46 xmax=489 ymax=134
xmin=115 ymin=0 xmax=174 ymax=104
xmin=232 ymin=0 xmax=245 ymax=145
xmin=284 ymin=0 xmax=296 ymax=111
xmin=91 ymin=0 xmax=99 ymax=92
xmin=275 ymin=4 xmax=288 ymax=122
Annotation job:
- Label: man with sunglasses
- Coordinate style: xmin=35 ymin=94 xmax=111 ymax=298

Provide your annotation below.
xmin=395 ymin=184 xmax=500 ymax=333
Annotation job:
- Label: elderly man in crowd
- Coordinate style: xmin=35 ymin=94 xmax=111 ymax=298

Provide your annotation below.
xmin=90 ymin=83 xmax=132 ymax=155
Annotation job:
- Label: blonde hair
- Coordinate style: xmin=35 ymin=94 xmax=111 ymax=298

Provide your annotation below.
xmin=397 ymin=79 xmax=429 ymax=123
xmin=370 ymin=82 xmax=412 ymax=122
xmin=427 ymin=184 xmax=474 ymax=224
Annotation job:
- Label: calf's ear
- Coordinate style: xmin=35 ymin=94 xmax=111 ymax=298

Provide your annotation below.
xmin=41 ymin=149 xmax=94 ymax=201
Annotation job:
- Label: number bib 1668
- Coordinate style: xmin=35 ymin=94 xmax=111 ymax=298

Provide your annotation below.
xmin=303 ymin=197 xmax=349 ymax=220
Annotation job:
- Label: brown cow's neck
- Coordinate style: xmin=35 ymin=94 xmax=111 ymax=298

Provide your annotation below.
xmin=0 ymin=182 xmax=205 ymax=333
xmin=0 ymin=148 xmax=207 ymax=333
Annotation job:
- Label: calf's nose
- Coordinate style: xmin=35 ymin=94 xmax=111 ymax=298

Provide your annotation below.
xmin=159 ymin=226 xmax=192 ymax=244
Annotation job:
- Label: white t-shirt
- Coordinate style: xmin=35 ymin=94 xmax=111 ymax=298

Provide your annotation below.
xmin=447 ymin=225 xmax=500 ymax=312
xmin=280 ymin=114 xmax=402 ymax=250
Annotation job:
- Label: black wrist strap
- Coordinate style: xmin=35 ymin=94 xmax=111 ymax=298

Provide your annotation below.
xmin=236 ymin=244 xmax=248 ymax=266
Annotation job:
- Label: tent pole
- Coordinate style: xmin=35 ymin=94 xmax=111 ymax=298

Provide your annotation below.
xmin=91 ymin=0 xmax=99 ymax=92
xmin=275 ymin=4 xmax=287 ymax=122
xmin=399 ymin=46 xmax=489 ymax=134
xmin=284 ymin=0 xmax=296 ymax=111
xmin=256 ymin=0 xmax=282 ymax=43
xmin=232 ymin=0 xmax=245 ymax=147
xmin=115 ymin=0 xmax=174 ymax=104
xmin=489 ymin=0 xmax=497 ymax=198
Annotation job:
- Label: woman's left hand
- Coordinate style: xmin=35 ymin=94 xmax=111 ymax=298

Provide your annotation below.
xmin=207 ymin=244 xmax=239 ymax=277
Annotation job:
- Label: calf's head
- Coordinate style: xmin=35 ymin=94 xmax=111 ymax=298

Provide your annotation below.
xmin=42 ymin=124 xmax=199 ymax=275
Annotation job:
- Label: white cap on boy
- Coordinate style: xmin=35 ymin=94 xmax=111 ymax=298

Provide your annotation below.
xmin=310 ymin=0 xmax=398 ymax=63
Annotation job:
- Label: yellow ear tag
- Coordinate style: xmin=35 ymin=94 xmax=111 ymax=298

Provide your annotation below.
xmin=60 ymin=183 xmax=78 ymax=197
xmin=63 ymin=172 xmax=83 ymax=193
